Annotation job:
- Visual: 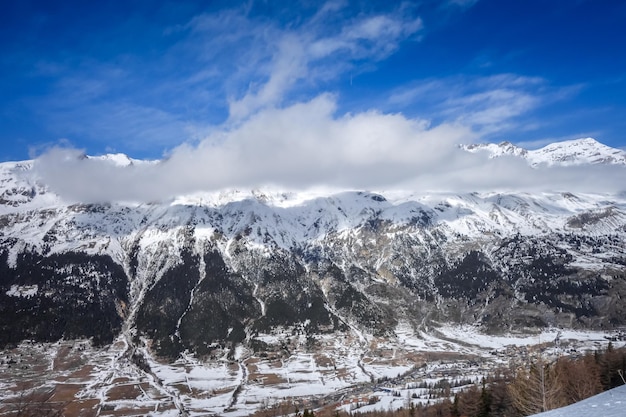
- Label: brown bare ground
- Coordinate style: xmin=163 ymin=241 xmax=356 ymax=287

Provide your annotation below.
xmin=212 ymin=386 xmax=236 ymax=396
xmin=67 ymin=364 xmax=95 ymax=379
xmin=314 ymin=354 xmax=334 ymax=367
xmin=49 ymin=383 xmax=82 ymax=402
xmin=51 ymin=345 xmax=69 ymax=369
xmin=62 ymin=399 xmax=100 ymax=417
xmin=186 ymin=386 xmax=212 ymax=398
xmin=336 ymin=367 xmax=350 ymax=379
xmin=269 ymin=359 xmax=284 ymax=368
xmin=171 ymin=382 xmax=192 ymax=395
xmin=105 ymin=383 xmax=146 ymax=401
xmin=257 ymin=373 xmax=288 ymax=385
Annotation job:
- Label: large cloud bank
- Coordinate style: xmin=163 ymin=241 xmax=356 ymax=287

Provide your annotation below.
xmin=33 ymin=95 xmax=625 ymax=203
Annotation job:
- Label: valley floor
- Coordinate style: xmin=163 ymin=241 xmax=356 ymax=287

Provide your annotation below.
xmin=1 ymin=325 xmax=624 ymax=417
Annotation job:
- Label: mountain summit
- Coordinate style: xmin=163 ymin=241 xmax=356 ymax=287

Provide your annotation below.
xmin=463 ymin=137 xmax=626 ymax=167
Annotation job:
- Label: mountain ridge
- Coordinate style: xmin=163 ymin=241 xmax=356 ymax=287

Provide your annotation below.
xmin=463 ymin=137 xmax=626 ymax=167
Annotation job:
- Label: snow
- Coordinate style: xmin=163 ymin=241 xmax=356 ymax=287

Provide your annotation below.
xmin=465 ymin=137 xmax=626 ymax=167
xmin=529 ymin=138 xmax=626 ymax=167
xmin=2 ymin=146 xmax=625 ymax=260
xmin=6 ymin=284 xmax=38 ymax=298
xmin=0 ymin=325 xmax=623 ymax=417
xmin=528 ymin=384 xmax=626 ymax=417
xmin=464 ymin=141 xmax=528 ymax=159
xmin=435 ymin=325 xmax=614 ymax=351
xmin=87 ymin=153 xmax=135 ymax=167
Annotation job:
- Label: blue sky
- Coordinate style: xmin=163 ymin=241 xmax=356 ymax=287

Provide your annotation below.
xmin=1 ymin=0 xmax=625 ymax=166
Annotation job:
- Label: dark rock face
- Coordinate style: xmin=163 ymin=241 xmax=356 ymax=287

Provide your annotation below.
xmin=434 ymin=250 xmax=500 ymax=299
xmin=0 ymin=247 xmax=128 ymax=347
xmin=134 ymin=246 xmax=202 ymax=357
xmin=1 ymin=192 xmax=625 ymax=357
xmin=3 ymin=225 xmax=626 ymax=356
xmin=177 ymin=260 xmax=258 ymax=356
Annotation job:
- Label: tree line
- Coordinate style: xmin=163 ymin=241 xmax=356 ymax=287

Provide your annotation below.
xmin=256 ymin=344 xmax=626 ymax=417
xmin=346 ymin=344 xmax=626 ymax=417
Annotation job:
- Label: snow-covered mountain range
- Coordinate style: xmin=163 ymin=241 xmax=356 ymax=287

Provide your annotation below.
xmin=1 ymin=137 xmax=625 ymax=347
xmin=464 ymin=137 xmax=626 ymax=167
xmin=0 ymin=137 xmax=625 ymax=415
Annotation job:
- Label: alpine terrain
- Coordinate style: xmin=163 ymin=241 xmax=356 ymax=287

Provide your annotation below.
xmin=1 ymin=138 xmax=625 ymax=416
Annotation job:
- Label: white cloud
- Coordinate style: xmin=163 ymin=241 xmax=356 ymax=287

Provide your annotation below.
xmin=33 ymin=94 xmax=625 ymax=203
xmin=25 ymin=3 xmax=624 ymax=201
xmin=33 ymin=95 xmax=466 ymax=202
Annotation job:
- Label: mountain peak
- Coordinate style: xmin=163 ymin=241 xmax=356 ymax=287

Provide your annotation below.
xmin=530 ymin=137 xmax=626 ymax=166
xmin=462 ymin=141 xmax=528 ymax=158
xmin=463 ymin=138 xmax=626 ymax=167
xmin=86 ymin=153 xmax=135 ymax=167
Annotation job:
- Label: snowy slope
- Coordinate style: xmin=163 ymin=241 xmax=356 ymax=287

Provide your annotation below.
xmin=464 ymin=137 xmax=626 ymax=167
xmin=529 ymin=384 xmax=626 ymax=417
xmin=1 ymin=154 xmax=624 ymax=248
xmin=464 ymin=141 xmax=528 ymax=158
xmin=86 ymin=152 xmax=159 ymax=166
xmin=1 ymin=149 xmax=625 ymax=288
xmin=528 ymin=138 xmax=626 ymax=166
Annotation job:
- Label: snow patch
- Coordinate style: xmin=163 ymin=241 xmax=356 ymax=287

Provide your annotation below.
xmin=529 ymin=384 xmax=626 ymax=417
xmin=6 ymin=284 xmax=38 ymax=298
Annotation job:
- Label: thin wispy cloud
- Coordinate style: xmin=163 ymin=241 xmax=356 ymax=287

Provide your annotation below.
xmin=18 ymin=2 xmax=424 ymax=155
xmin=388 ymin=74 xmax=579 ymax=138
xmin=446 ymin=0 xmax=480 ymax=8
xmin=215 ymin=6 xmax=423 ymax=121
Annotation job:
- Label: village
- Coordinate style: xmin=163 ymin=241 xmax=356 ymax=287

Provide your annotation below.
xmin=279 ymin=329 xmax=626 ymax=415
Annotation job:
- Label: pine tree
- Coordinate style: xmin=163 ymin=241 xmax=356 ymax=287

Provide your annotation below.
xmin=556 ymin=355 xmax=602 ymax=403
xmin=450 ymin=396 xmax=460 ymax=417
xmin=459 ymin=384 xmax=481 ymax=417
xmin=508 ymin=358 xmax=565 ymax=415
xmin=478 ymin=378 xmax=492 ymax=417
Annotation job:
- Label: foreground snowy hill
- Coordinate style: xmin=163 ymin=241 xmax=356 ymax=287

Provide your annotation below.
xmin=529 ymin=384 xmax=626 ymax=417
